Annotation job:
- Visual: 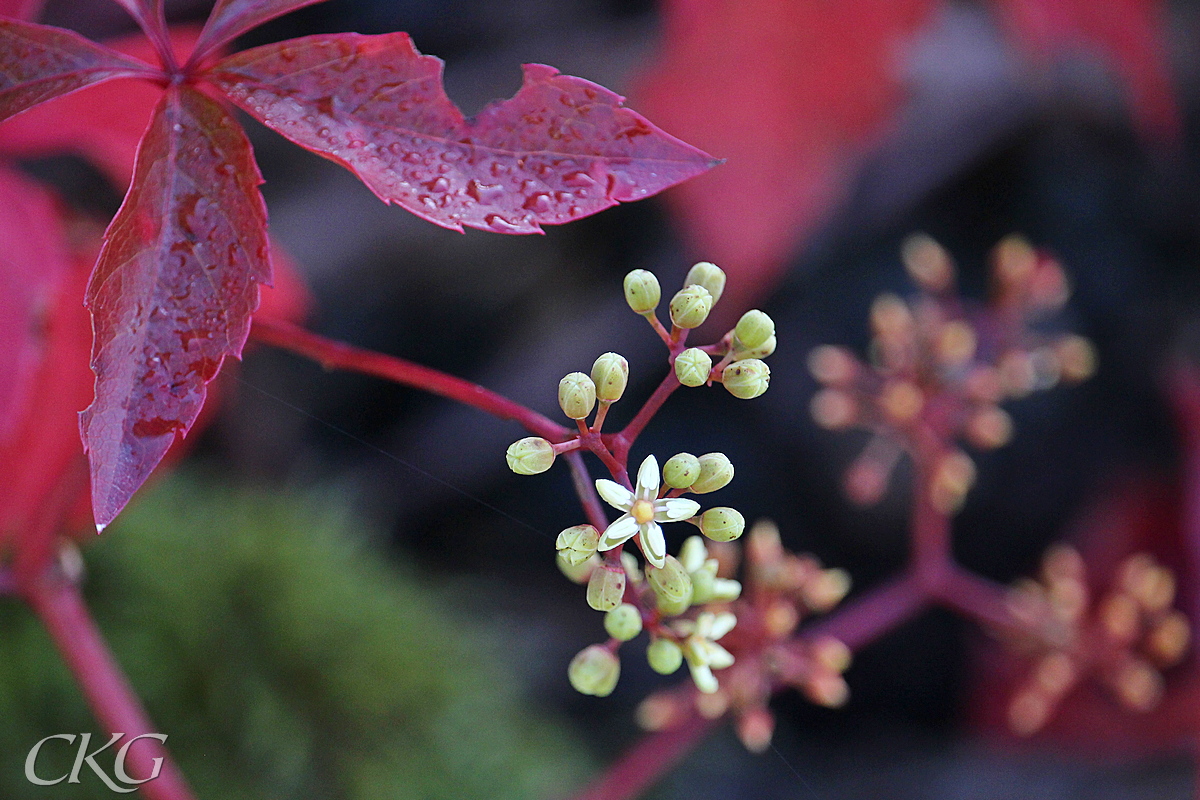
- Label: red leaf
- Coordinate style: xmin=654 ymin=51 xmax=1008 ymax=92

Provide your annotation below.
xmin=0 ymin=19 xmax=151 ymax=124
xmin=994 ymin=0 xmax=1180 ymax=139
xmin=0 ymin=165 xmax=71 ymax=443
xmin=80 ymin=84 xmax=270 ymax=529
xmin=190 ymin=0 xmax=330 ymax=67
xmin=209 ymin=32 xmax=716 ymax=233
xmin=0 ymin=26 xmax=203 ymax=189
xmin=632 ymin=0 xmax=936 ymax=316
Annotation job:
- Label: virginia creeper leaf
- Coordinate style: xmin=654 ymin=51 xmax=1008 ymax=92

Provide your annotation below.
xmin=0 ymin=19 xmax=150 ymax=123
xmin=80 ymin=83 xmax=271 ymax=529
xmin=209 ymin=32 xmax=716 ymax=233
xmin=190 ymin=0 xmax=330 ymax=67
xmin=0 ymin=164 xmax=71 ymax=443
xmin=0 ymin=26 xmax=203 ymax=188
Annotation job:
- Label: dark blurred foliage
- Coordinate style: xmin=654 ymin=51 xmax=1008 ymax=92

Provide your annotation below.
xmin=23 ymin=0 xmax=1200 ymax=797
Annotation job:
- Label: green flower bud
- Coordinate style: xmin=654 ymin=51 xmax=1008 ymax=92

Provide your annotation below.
xmin=557 ymin=552 xmax=597 ymax=584
xmin=568 ymin=644 xmax=620 ymax=696
xmin=586 ymin=565 xmax=626 ymax=611
xmin=647 ymin=638 xmax=684 ymax=675
xmin=674 ymin=348 xmax=713 ymax=387
xmin=734 ymin=310 xmax=775 ymax=350
xmin=722 ymin=359 xmax=770 ymax=399
xmin=624 ymin=269 xmax=661 ymax=314
xmin=604 ymin=604 xmax=643 ymax=641
xmin=699 ymin=507 xmax=746 ymax=542
xmin=620 ymin=551 xmax=643 ymax=584
xmin=669 ymin=285 xmax=713 ymax=329
xmin=647 ymin=555 xmax=692 ymax=604
xmin=690 ymin=561 xmax=717 ymax=604
xmin=710 ymin=577 xmax=743 ymax=602
xmin=506 ymin=437 xmax=555 ymax=475
xmin=691 ymin=453 xmax=734 ymax=494
xmin=556 ymin=524 xmax=600 ymax=566
xmin=656 ymin=591 xmax=691 ymax=616
xmin=685 ymin=261 xmax=726 ymax=305
xmin=559 ymin=372 xmax=597 ymax=420
xmin=591 ymin=352 xmax=629 ymax=402
xmin=679 ymin=535 xmax=709 ymax=572
xmin=735 ymin=334 xmax=776 ymax=361
xmin=663 ymin=452 xmax=702 ymax=489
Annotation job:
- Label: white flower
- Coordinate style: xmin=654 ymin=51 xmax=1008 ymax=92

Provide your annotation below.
xmin=678 ymin=611 xmax=737 ymax=694
xmin=595 ymin=455 xmax=700 ymax=569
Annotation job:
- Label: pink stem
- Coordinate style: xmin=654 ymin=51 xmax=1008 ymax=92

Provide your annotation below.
xmin=795 ymin=573 xmax=926 ymax=652
xmin=250 ymin=318 xmax=569 ymax=441
xmin=612 ymin=373 xmax=681 ymax=461
xmin=23 ymin=571 xmax=196 ymax=800
xmin=568 ymin=711 xmax=718 ymax=800
xmin=565 ymin=451 xmax=609 ymax=532
xmin=930 ymin=567 xmax=1027 ymax=637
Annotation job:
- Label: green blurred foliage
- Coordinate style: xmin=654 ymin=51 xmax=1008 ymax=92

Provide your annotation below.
xmin=0 ymin=475 xmax=588 ymax=799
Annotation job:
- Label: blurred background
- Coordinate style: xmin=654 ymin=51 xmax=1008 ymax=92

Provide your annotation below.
xmin=6 ymin=0 xmax=1200 ymax=797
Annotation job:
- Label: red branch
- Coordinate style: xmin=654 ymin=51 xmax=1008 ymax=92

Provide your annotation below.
xmin=23 ymin=571 xmax=196 ymax=800
xmin=611 ymin=372 xmax=681 ymax=462
xmin=566 ymin=451 xmax=610 ymax=532
xmin=250 ymin=317 xmax=568 ymax=441
xmin=569 ymin=711 xmax=718 ymax=800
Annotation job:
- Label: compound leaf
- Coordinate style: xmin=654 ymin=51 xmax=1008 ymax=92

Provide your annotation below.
xmin=80 ymin=84 xmax=270 ymax=529
xmin=209 ymin=32 xmax=716 ymax=233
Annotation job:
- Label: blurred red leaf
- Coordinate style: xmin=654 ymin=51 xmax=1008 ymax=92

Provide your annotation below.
xmin=633 ymin=0 xmax=936 ymax=316
xmin=80 ymin=83 xmax=270 ymax=529
xmin=996 ymin=0 xmax=1179 ymax=139
xmin=0 ymin=165 xmax=71 ymax=444
xmin=190 ymin=0 xmax=329 ymax=67
xmin=0 ymin=19 xmax=150 ymax=124
xmin=209 ymin=32 xmax=716 ymax=233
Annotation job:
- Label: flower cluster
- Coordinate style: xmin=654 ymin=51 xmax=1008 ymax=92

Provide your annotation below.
xmin=1003 ymin=546 xmax=1190 ymax=735
xmin=809 ymin=234 xmax=1095 ymax=512
xmin=635 ymin=521 xmax=853 ymax=752
xmin=505 ymin=262 xmax=782 ymax=698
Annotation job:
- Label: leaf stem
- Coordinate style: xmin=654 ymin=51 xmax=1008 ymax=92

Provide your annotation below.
xmin=23 ymin=569 xmax=196 ymax=800
xmin=565 ymin=451 xmax=608 ymax=532
xmin=250 ymin=318 xmax=568 ymax=441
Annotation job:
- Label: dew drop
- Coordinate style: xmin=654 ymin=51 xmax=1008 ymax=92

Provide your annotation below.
xmin=485 ymin=214 xmax=523 ymax=233
xmin=466 ymin=180 xmax=505 ymax=204
xmin=563 ymin=171 xmax=595 ymax=188
xmin=424 ymin=177 xmax=450 ymax=193
xmin=522 ymin=193 xmax=553 ymax=213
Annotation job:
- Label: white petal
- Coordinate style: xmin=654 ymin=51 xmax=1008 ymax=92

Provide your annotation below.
xmin=638 ymin=521 xmax=666 ymax=569
xmin=689 ymin=662 xmax=718 ymax=694
xmin=709 ymin=612 xmax=738 ymax=640
xmin=706 ymin=643 xmax=735 ymax=670
xmin=654 ymin=497 xmax=700 ymax=522
xmin=595 ymin=479 xmax=634 ymax=511
xmin=635 ymin=455 xmax=660 ymax=498
xmin=597 ymin=515 xmax=640 ymax=550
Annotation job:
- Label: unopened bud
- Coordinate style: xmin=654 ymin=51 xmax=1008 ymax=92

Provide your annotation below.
xmin=591 ymin=352 xmax=629 ymax=402
xmin=734 ymin=310 xmax=775 ymax=350
xmin=722 ymin=359 xmax=770 ymax=399
xmin=936 ymin=321 xmax=976 ymax=368
xmin=692 ymin=453 xmax=734 ymax=494
xmin=1056 ymin=335 xmax=1096 ymax=383
xmin=647 ymin=638 xmax=684 ymax=674
xmin=965 ymin=406 xmax=1013 ymax=449
xmin=506 ymin=437 xmax=555 ymax=475
xmin=556 ymin=525 xmax=600 ymax=566
xmin=811 ymin=636 xmax=853 ymax=673
xmin=674 ymin=348 xmax=713 ymax=387
xmin=623 ymin=269 xmax=661 ymax=314
xmin=1113 ymin=658 xmax=1163 ymax=712
xmin=994 ymin=234 xmax=1037 ymax=287
xmin=808 ymin=345 xmax=858 ymax=386
xmin=870 ymin=294 xmax=913 ymax=339
xmin=901 ymin=233 xmax=954 ymax=292
xmin=811 ymin=389 xmax=857 ymax=430
xmin=648 ymin=555 xmax=693 ymax=604
xmin=587 ymin=565 xmax=626 ymax=611
xmin=736 ymin=334 xmax=776 ymax=360
xmin=879 ymin=380 xmax=923 ymax=423
xmin=735 ymin=706 xmax=776 ymax=754
xmin=670 ymin=284 xmax=713 ymax=329
xmin=930 ymin=450 xmax=976 ymax=514
xmin=559 ymin=372 xmax=597 ymax=420
xmin=803 ymin=568 xmax=852 ymax=612
xmin=663 ymin=452 xmax=702 ymax=489
xmin=685 ymin=261 xmax=726 ymax=305
xmin=568 ymin=645 xmax=620 ymax=696
xmin=557 ymin=552 xmax=597 ymax=583
xmin=605 ymin=604 xmax=643 ymax=641
xmin=699 ymin=507 xmax=745 ymax=542
xmin=1147 ymin=611 xmax=1190 ymax=666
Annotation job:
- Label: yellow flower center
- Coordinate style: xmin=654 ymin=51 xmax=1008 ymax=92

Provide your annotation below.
xmin=631 ymin=499 xmax=655 ymax=525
